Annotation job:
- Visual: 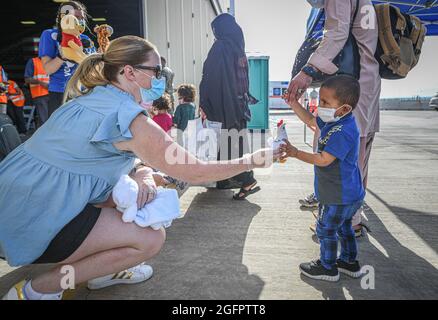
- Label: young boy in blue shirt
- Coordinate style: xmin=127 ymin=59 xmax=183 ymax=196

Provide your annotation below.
xmin=280 ymin=75 xmax=365 ymax=282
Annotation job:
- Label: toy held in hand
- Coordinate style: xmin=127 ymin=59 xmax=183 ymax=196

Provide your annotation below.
xmin=60 ymin=14 xmax=87 ymax=64
xmin=94 ymin=24 xmax=114 ymax=53
xmin=273 ymin=120 xmax=289 ymax=163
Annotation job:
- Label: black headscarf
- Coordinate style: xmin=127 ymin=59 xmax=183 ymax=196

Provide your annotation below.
xmin=200 ymin=13 xmax=254 ymax=130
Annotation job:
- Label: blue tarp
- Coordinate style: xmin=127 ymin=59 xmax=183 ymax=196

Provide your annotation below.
xmin=311 ymin=0 xmax=438 ymax=36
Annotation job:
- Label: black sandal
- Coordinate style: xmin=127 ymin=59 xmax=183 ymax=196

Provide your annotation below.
xmin=233 ymin=182 xmax=261 ymax=200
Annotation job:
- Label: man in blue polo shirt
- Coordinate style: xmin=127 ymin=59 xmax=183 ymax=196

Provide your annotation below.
xmin=280 ymin=75 xmax=365 ymax=282
xmin=39 ymin=1 xmax=96 ymax=117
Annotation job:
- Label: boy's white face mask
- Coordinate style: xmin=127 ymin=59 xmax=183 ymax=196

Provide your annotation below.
xmin=307 ymin=0 xmax=325 ymax=8
xmin=318 ymin=105 xmax=351 ymax=123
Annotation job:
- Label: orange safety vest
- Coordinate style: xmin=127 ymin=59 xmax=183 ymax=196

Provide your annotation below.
xmin=29 ymin=57 xmax=49 ymax=99
xmin=7 ymin=80 xmax=25 ymax=107
xmin=0 ymin=66 xmax=7 ymax=104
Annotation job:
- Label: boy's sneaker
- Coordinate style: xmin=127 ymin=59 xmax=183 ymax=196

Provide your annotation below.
xmin=354 ymin=223 xmax=371 ymax=238
xmin=299 ymin=260 xmax=340 ymax=282
xmin=337 ymin=259 xmax=363 ymax=278
xmin=87 ymin=263 xmax=153 ymax=290
xmin=299 ymin=193 xmax=319 ymax=208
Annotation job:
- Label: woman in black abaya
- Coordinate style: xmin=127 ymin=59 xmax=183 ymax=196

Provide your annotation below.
xmin=200 ymin=13 xmax=260 ymax=200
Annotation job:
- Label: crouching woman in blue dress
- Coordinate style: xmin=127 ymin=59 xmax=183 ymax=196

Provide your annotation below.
xmin=0 ymin=36 xmax=271 ymax=300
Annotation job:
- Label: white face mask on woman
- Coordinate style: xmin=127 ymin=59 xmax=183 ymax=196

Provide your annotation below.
xmin=307 ymin=0 xmax=325 ymax=9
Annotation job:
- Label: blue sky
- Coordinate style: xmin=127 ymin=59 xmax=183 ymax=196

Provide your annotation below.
xmin=236 ymin=0 xmax=438 ymax=98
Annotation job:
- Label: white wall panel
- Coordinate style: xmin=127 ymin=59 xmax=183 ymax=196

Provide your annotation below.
xmin=193 ymin=0 xmax=203 ymax=88
xmin=145 ymin=0 xmax=167 ymax=59
xmin=182 ymin=0 xmax=195 ymax=85
xmin=144 ymin=0 xmax=226 ymax=94
xmin=167 ymin=0 xmax=185 ymax=86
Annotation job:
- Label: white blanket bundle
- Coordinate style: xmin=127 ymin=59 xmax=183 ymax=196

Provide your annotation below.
xmin=112 ymin=175 xmax=181 ymax=230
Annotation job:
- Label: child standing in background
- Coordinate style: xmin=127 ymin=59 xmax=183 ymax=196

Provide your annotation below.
xmin=174 ymin=84 xmax=196 ymax=132
xmin=152 ymin=94 xmax=173 ymax=133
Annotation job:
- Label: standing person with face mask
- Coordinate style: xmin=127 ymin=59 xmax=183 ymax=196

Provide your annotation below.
xmin=39 ymin=1 xmax=96 ymax=118
xmin=0 ymin=36 xmax=272 ymax=300
xmin=281 ymin=75 xmax=365 ymax=282
xmin=286 ymin=0 xmax=381 ymax=236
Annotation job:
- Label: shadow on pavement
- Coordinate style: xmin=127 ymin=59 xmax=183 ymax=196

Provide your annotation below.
xmin=83 ymin=189 xmax=265 ymax=300
xmin=367 ymin=189 xmax=438 ymax=255
xmin=299 ymin=192 xmax=438 ymax=300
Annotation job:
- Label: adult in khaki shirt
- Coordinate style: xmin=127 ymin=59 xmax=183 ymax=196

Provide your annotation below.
xmin=287 ymin=0 xmax=381 ymax=232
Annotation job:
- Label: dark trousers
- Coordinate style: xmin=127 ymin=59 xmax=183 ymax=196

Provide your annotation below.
xmin=48 ymin=91 xmax=65 ymax=118
xmin=7 ymin=103 xmax=26 ymax=134
xmin=217 ymin=119 xmax=255 ymax=189
xmin=33 ymin=95 xmax=50 ymax=126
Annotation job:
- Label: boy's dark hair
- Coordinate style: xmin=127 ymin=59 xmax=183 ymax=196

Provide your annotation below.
xmin=153 ymin=94 xmax=172 ymax=111
xmin=321 ymin=75 xmax=361 ymax=109
xmin=177 ymin=84 xmax=196 ymax=103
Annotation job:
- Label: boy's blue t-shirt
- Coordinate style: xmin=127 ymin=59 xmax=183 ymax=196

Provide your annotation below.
xmin=315 ymin=113 xmax=365 ymax=205
xmin=39 ymin=28 xmax=96 ymax=93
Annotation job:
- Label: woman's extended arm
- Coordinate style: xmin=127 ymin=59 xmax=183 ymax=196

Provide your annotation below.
xmin=115 ymin=114 xmax=271 ymax=185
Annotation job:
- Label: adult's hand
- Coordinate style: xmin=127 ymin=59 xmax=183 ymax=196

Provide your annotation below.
xmin=247 ymin=148 xmax=275 ymax=170
xmin=132 ymin=166 xmax=158 ymax=209
xmin=41 ymin=56 xmax=65 ymax=76
xmin=286 ymin=71 xmax=313 ymax=103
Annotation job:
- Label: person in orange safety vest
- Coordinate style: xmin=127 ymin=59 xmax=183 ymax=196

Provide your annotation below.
xmin=6 ymin=80 xmax=26 ymax=134
xmin=25 ymin=57 xmax=50 ymax=125
xmin=8 ymin=80 xmax=25 ymax=107
xmin=0 ymin=65 xmax=9 ymax=114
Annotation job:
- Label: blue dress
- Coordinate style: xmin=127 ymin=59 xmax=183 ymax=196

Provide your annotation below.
xmin=0 ymin=85 xmax=148 ymax=266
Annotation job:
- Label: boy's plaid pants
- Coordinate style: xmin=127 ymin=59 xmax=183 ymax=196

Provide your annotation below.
xmin=316 ymin=201 xmax=364 ymax=270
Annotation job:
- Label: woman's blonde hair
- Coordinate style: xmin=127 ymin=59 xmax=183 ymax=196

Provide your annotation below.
xmin=64 ymin=35 xmax=157 ymax=101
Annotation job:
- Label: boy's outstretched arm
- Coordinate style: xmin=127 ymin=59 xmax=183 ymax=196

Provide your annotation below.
xmin=280 ymin=140 xmax=335 ymax=167
xmin=286 ymin=98 xmax=317 ymax=128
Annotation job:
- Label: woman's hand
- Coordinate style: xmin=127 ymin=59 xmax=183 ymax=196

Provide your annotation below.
xmin=131 ymin=166 xmax=158 ymax=209
xmin=247 ymin=148 xmax=274 ymax=169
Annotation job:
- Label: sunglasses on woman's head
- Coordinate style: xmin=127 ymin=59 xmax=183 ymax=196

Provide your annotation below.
xmin=120 ymin=65 xmax=163 ymax=79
